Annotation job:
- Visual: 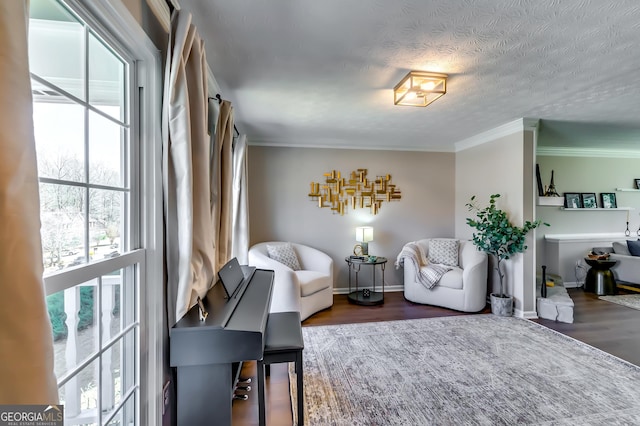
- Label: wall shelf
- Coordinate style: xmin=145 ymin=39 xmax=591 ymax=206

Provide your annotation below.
xmin=560 ymin=207 xmax=634 ymax=211
xmin=537 ymin=196 xmax=564 ymax=207
xmin=616 ymin=188 xmax=640 ymax=192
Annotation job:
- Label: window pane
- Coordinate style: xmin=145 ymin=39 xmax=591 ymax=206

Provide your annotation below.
xmin=105 ymin=392 xmax=136 ymax=426
xmin=118 ymin=267 xmax=136 ymax=331
xmin=101 ymin=330 xmax=136 ymax=422
xmin=40 ymin=183 xmax=86 ymax=274
xmin=89 ymin=32 xmax=126 ymax=122
xmin=29 ymin=0 xmax=85 ymax=100
xmin=50 ymin=281 xmax=98 ymax=382
xmin=33 ymin=99 xmax=85 ymax=183
xmin=89 ymin=110 xmax=125 ymax=187
xmin=60 ymin=359 xmax=99 ymax=425
xmin=89 ymin=189 xmax=124 ymax=257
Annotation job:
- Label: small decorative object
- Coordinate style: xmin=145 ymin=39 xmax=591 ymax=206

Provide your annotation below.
xmin=600 ymin=193 xmax=617 ymax=208
xmin=354 ymin=226 xmax=373 ymax=255
xmin=362 ymin=288 xmax=371 ymax=298
xmin=466 ymin=194 xmax=548 ymax=316
xmin=540 ymin=265 xmax=547 ymax=298
xmin=581 ymin=193 xmax=597 ymax=208
xmin=563 ymin=193 xmax=582 ymax=208
xmin=536 ymin=164 xmax=544 ymax=196
xmin=544 ymin=170 xmax=560 ymax=197
xmin=635 ymin=179 xmax=640 ymax=189
xmin=587 ymin=251 xmax=610 ymax=260
xmin=309 ymin=169 xmax=401 ymax=215
xmin=368 ymin=256 xmax=377 ymax=262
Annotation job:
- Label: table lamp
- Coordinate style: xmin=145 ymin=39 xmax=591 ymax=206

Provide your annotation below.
xmin=355 ymin=226 xmax=373 ymax=256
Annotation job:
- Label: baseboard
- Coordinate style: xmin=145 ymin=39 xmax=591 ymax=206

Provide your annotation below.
xmin=333 ymin=285 xmax=403 ymax=295
xmin=515 ymin=308 xmax=538 ymax=319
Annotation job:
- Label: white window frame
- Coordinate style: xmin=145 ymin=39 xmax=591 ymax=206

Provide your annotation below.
xmin=37 ymin=1 xmax=163 ymax=425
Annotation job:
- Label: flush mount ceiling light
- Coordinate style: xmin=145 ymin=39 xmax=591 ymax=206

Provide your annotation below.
xmin=393 ymin=71 xmax=448 ymax=107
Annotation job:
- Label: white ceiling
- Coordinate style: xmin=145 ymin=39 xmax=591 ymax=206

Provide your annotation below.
xmin=178 ymin=0 xmax=640 ymax=152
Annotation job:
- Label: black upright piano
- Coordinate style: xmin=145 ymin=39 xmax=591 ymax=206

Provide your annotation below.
xmin=170 ymin=266 xmax=274 ymax=425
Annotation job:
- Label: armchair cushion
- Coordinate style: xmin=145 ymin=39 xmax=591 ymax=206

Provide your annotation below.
xmin=296 ymin=270 xmax=330 ymax=297
xmin=428 ymin=238 xmax=459 ymax=267
xmin=267 ymin=242 xmax=301 ymax=270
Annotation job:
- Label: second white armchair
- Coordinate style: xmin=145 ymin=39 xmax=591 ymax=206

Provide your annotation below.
xmin=401 ymin=238 xmax=488 ymax=312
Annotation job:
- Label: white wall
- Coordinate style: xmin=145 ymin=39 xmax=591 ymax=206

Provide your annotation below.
xmin=455 ymin=130 xmax=538 ymax=317
xmin=536 ymin=155 xmax=640 ymax=281
xmin=248 ymin=146 xmax=455 ymax=291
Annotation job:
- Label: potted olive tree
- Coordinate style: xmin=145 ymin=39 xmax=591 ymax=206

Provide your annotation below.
xmin=466 ymin=194 xmax=547 ymax=316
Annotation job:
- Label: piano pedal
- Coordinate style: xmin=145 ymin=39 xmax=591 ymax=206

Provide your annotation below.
xmin=237 ymin=377 xmax=252 ymax=385
xmin=233 ymin=393 xmax=249 ymax=401
xmin=235 ymin=385 xmax=251 ymax=392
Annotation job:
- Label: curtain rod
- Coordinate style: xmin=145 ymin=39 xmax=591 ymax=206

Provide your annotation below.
xmin=210 ymin=94 xmax=240 ymax=137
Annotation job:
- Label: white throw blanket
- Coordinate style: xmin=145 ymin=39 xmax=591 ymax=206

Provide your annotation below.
xmin=395 ymin=242 xmax=452 ymax=289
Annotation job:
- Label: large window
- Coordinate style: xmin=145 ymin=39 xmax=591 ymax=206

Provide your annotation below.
xmin=28 ymin=1 xmax=160 ymax=424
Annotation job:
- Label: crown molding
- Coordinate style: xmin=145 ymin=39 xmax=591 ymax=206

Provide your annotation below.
xmin=454 ymin=118 xmax=539 ymax=152
xmin=247 ymin=139 xmax=455 ymax=153
xmin=536 ymin=146 xmax=640 ymax=158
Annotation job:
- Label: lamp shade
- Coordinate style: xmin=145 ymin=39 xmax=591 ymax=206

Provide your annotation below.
xmin=355 ymin=226 xmax=373 ymax=243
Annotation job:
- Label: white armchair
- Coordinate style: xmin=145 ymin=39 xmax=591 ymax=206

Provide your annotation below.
xmin=248 ymin=242 xmax=334 ymax=321
xmin=402 ymin=239 xmax=488 ymax=312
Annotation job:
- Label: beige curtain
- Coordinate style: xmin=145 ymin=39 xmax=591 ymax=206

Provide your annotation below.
xmin=163 ymin=10 xmax=213 ymax=325
xmin=0 ymin=0 xmax=58 ymax=404
xmin=212 ymin=101 xmax=235 ymax=273
xmin=231 ymin=134 xmax=250 ymax=264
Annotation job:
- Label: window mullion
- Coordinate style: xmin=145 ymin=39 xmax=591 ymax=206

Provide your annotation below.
xmin=84 ymin=23 xmax=91 ymax=263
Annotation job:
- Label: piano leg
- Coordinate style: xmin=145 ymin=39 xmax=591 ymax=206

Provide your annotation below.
xmin=176 ymin=363 xmax=233 ymax=425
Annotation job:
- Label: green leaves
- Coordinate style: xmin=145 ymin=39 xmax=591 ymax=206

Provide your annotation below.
xmin=466 ymin=194 xmax=545 ymax=259
xmin=466 ymin=194 xmax=549 ymax=297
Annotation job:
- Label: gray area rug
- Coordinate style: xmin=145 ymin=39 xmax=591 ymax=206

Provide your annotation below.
xmin=599 ymin=294 xmax=640 ymax=311
xmin=290 ymin=315 xmax=640 ymax=425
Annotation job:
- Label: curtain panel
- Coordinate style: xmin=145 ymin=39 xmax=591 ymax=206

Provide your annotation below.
xmin=163 ymin=10 xmax=212 ymax=325
xmin=0 ymin=0 xmax=59 ymax=404
xmin=163 ymin=10 xmax=238 ymax=325
xmin=231 ymin=134 xmax=250 ymax=264
xmin=212 ymin=100 xmax=234 ymax=273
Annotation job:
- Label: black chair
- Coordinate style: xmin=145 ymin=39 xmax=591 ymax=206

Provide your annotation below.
xmin=257 ymin=311 xmax=304 ymax=426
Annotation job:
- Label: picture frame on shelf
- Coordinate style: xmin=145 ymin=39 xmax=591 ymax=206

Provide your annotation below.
xmin=581 ymin=193 xmax=597 ymax=208
xmin=564 ymin=193 xmax=582 ymax=208
xmin=600 ymin=192 xmax=617 ymax=209
xmin=635 ymin=179 xmax=640 ymax=189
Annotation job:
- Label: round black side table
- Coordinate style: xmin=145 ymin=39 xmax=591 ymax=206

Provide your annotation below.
xmin=584 ymin=258 xmax=618 ymax=296
xmin=345 ymin=256 xmax=387 ymax=306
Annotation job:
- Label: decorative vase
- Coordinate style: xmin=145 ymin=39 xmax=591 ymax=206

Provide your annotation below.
xmin=490 ymin=293 xmax=513 ymax=316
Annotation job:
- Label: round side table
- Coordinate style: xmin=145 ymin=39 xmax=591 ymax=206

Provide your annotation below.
xmin=584 ymin=258 xmax=618 ymax=296
xmin=345 ymin=256 xmax=387 ymax=306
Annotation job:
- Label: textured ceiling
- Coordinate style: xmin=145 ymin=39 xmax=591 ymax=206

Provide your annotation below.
xmin=178 ymin=0 xmax=640 ymax=151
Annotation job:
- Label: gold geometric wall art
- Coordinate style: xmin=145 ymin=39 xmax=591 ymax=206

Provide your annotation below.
xmin=308 ymin=168 xmax=401 ymax=215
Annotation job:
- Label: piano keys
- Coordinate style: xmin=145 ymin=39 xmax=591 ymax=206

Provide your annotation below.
xmin=170 ymin=265 xmax=274 ymax=425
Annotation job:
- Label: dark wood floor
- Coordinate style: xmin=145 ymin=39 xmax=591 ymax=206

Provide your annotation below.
xmin=232 ymin=289 xmax=640 ymax=425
